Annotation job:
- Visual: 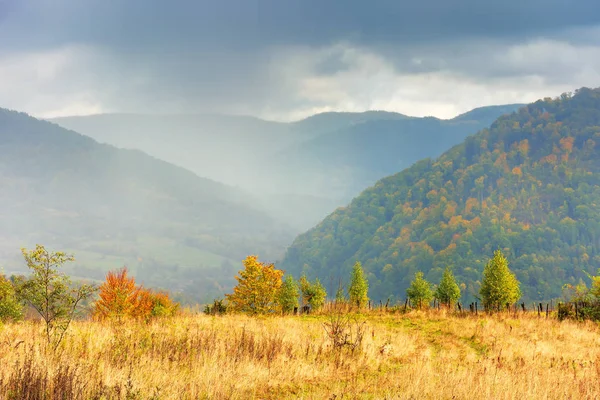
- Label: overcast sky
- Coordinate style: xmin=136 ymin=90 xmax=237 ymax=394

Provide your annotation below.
xmin=1 ymin=0 xmax=600 ymax=121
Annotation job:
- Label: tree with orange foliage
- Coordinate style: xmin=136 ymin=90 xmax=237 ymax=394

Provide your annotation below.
xmin=226 ymin=255 xmax=284 ymax=314
xmin=94 ymin=268 xmax=140 ymax=321
xmin=94 ymin=267 xmax=178 ymax=321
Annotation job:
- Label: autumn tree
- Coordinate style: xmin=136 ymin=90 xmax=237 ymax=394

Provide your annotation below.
xmin=480 ymin=250 xmax=521 ymax=311
xmin=278 ymin=275 xmax=300 ymax=314
xmin=348 ymin=261 xmax=369 ymax=308
xmin=435 ymin=266 xmax=461 ymax=307
xmin=94 ymin=267 xmax=178 ymax=320
xmin=299 ymin=274 xmax=327 ymax=311
xmin=407 ymin=271 xmax=433 ymax=309
xmin=94 ymin=267 xmax=142 ymax=321
xmin=17 ymin=245 xmax=96 ymax=348
xmin=226 ymin=255 xmax=284 ymax=314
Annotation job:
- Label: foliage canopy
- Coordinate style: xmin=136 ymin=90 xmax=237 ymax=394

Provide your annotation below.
xmin=480 ymin=250 xmax=521 ymax=310
xmin=226 ymin=256 xmax=284 ymax=314
xmin=435 ymin=267 xmax=461 ymax=307
xmin=407 ymin=272 xmax=433 ymax=309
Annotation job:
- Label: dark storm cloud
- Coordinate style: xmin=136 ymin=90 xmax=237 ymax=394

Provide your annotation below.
xmin=0 ymin=0 xmax=599 ymax=118
xmin=3 ymin=0 xmax=600 ymax=53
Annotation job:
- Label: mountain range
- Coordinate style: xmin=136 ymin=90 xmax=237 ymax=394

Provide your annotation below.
xmin=51 ymin=105 xmax=522 ymax=230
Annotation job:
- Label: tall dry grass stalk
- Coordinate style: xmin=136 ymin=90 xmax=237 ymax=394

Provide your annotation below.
xmin=0 ymin=310 xmax=599 ymax=399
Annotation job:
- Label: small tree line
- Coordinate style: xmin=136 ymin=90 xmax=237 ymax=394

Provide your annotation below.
xmin=4 ymin=245 xmax=598 ymax=337
xmin=216 ymin=256 xmax=370 ymax=315
xmin=0 ymin=245 xmax=179 ymax=349
xmin=406 ymin=249 xmax=521 ymax=311
xmin=217 ymin=249 xmax=527 ymax=315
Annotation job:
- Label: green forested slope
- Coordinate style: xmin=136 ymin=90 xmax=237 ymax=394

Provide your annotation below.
xmin=282 ymin=88 xmax=600 ymax=303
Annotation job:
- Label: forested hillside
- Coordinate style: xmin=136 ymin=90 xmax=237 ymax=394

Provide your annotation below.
xmin=0 ymin=109 xmax=292 ymax=301
xmin=282 ymin=88 xmax=600 ymax=303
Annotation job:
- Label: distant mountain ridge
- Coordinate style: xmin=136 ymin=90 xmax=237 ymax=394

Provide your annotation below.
xmin=51 ymin=104 xmax=523 ymax=230
xmin=281 ymin=88 xmax=600 ymax=304
xmin=450 ymin=104 xmax=525 ymax=123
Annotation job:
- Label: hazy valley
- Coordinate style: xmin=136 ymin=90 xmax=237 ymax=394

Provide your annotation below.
xmin=51 ymin=105 xmax=521 ymax=231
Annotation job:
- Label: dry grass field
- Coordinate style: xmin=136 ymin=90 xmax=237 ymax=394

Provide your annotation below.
xmin=1 ymin=310 xmax=599 ymax=399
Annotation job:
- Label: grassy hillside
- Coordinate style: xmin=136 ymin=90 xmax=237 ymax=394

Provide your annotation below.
xmin=1 ymin=311 xmax=598 ymax=399
xmin=282 ymin=88 xmax=600 ymax=303
xmin=0 ymin=109 xmax=293 ymax=302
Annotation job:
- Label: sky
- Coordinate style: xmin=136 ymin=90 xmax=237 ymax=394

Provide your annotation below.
xmin=1 ymin=0 xmax=600 ymax=121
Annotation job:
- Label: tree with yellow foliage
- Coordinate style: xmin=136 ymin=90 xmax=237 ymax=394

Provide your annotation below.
xmin=226 ymin=256 xmax=284 ymax=314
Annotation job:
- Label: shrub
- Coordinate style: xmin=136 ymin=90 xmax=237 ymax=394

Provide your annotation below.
xmin=278 ymin=275 xmax=299 ymax=314
xmin=204 ymin=299 xmax=228 ymax=315
xmin=322 ymin=312 xmax=366 ymax=352
xmin=94 ymin=267 xmax=178 ymax=321
xmin=299 ymin=274 xmax=327 ymax=311
xmin=0 ymin=274 xmax=23 ymax=323
xmin=149 ymin=291 xmax=179 ymax=317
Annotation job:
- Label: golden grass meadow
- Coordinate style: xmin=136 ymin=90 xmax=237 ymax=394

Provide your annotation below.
xmin=1 ymin=309 xmax=599 ymax=400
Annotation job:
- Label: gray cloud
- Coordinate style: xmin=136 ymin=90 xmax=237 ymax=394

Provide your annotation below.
xmin=4 ymin=1 xmax=600 ymax=51
xmin=0 ymin=0 xmax=599 ymax=119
